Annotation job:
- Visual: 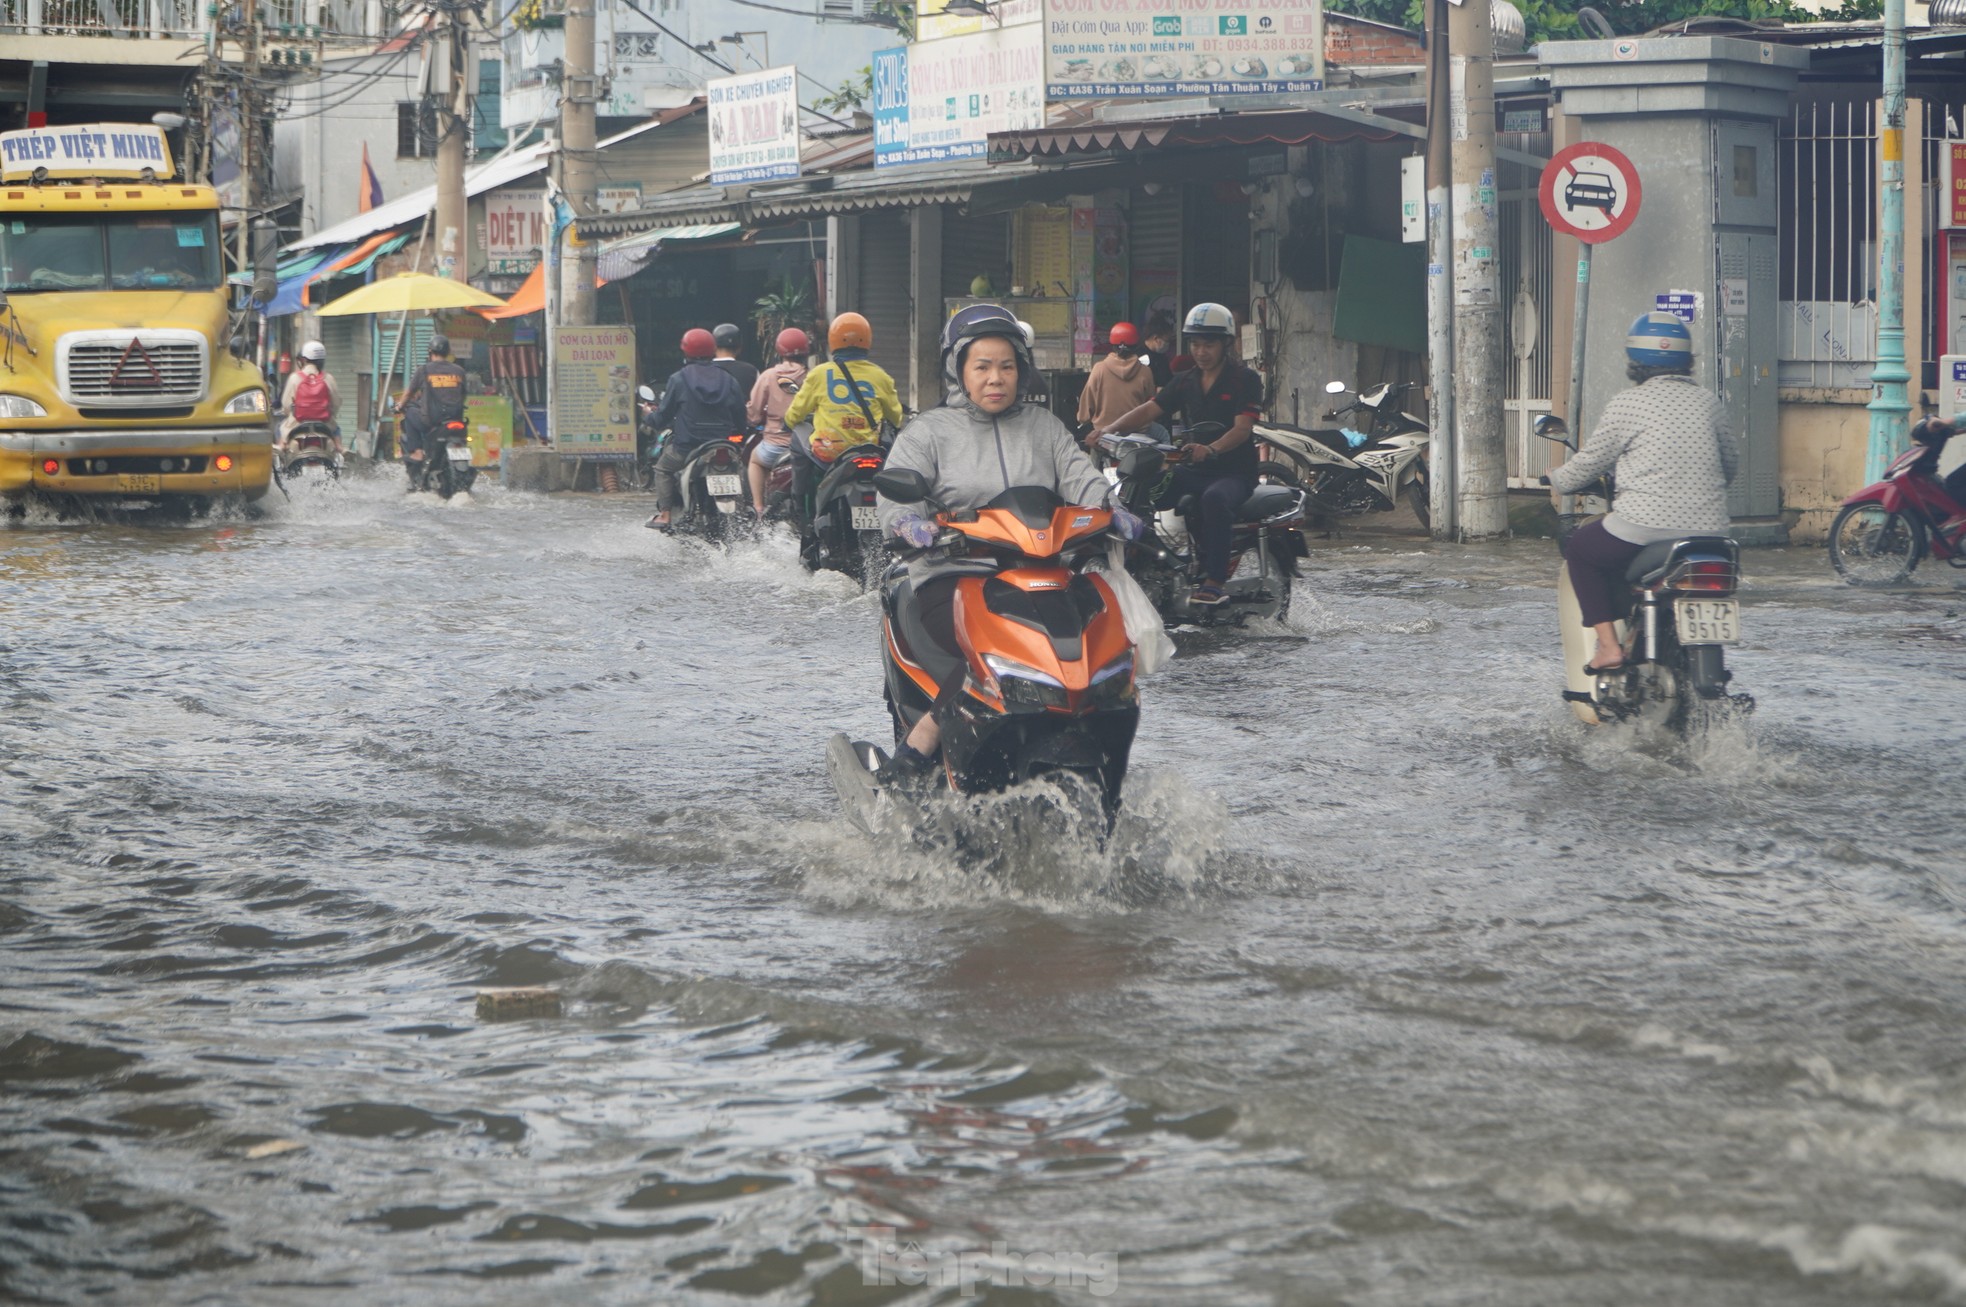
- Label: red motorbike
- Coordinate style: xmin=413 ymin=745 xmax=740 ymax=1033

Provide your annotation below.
xmin=1828 ymin=424 xmax=1966 ymax=585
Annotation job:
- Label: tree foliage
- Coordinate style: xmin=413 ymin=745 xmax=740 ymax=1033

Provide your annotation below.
xmin=1326 ymin=0 xmax=1881 ymax=45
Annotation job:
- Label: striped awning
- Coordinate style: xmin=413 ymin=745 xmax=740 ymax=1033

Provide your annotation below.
xmin=594 ymin=221 xmax=742 ymax=284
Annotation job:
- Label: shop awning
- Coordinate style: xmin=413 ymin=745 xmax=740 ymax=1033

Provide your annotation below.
xmin=303 ymin=231 xmax=407 ymax=308
xmin=992 ymin=109 xmax=1404 ymax=160
xmin=594 ymin=221 xmax=742 ymax=284
xmin=230 ymin=244 xmax=348 ymax=317
xmin=480 ymin=262 xmax=544 ymax=319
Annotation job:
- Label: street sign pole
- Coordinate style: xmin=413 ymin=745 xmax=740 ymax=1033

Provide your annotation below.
xmin=1562 ymin=243 xmax=1591 ymax=518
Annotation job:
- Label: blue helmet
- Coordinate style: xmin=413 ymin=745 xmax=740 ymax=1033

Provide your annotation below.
xmin=1626 ymin=311 xmax=1692 ymax=370
xmin=940 ymin=302 xmax=1033 ymax=393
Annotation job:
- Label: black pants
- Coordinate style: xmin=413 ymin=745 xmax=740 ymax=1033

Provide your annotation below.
xmin=1158 ymin=467 xmax=1255 ymax=584
xmin=1945 ymin=463 xmax=1966 ymax=514
xmin=399 ymin=410 xmax=429 ymax=458
xmin=1561 ymin=518 xmax=1645 ymax=628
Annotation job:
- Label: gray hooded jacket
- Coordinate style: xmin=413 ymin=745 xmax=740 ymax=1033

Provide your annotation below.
xmin=876 ymin=394 xmax=1113 ymax=540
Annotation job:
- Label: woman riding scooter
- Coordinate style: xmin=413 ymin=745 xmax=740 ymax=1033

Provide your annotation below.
xmin=873 ymin=304 xmax=1145 ymax=787
xmin=1546 ymin=311 xmax=1739 ymax=674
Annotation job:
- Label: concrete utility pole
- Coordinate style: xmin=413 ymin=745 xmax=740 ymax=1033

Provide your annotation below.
xmin=432 ymin=2 xmax=468 ymax=282
xmin=1424 ymin=0 xmax=1456 ymax=540
xmin=559 ymin=0 xmax=598 ymax=325
xmin=235 ymin=1 xmax=260 ymax=282
xmin=1865 ymin=0 xmax=1911 ymax=480
xmin=1447 ymin=0 xmax=1508 ymax=538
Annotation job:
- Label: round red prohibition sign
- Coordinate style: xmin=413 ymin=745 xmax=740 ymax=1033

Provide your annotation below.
xmin=1538 ymin=141 xmax=1642 ymax=244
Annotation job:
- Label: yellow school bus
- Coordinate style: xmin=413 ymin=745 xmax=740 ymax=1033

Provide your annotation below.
xmin=0 ymin=123 xmax=272 ymax=510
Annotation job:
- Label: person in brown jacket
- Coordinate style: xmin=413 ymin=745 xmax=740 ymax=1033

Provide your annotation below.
xmin=1076 ymin=322 xmax=1160 ymax=444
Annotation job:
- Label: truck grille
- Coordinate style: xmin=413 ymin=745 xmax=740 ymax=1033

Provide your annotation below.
xmin=59 ymin=333 xmax=208 ymax=406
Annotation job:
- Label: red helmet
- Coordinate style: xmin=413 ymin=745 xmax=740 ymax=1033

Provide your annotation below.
xmin=775 ymin=327 xmax=810 ymax=358
xmin=1108 ymin=322 xmax=1141 ymax=348
xmin=680 ymin=327 xmax=716 ymax=359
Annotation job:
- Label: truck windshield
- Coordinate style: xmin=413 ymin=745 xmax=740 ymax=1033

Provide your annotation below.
xmin=0 ymin=211 xmax=222 ymax=291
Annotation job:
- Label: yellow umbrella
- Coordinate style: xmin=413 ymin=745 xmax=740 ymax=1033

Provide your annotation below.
xmin=316 ymin=271 xmax=504 ymax=316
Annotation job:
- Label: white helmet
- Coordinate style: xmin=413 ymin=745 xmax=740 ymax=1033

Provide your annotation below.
xmin=1016 ymin=319 xmax=1035 ymax=348
xmin=299 ymin=340 xmax=326 ymax=362
xmin=1181 ymin=302 xmax=1235 ymax=339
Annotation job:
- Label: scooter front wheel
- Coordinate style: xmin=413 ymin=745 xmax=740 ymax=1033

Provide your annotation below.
xmin=1828 ymin=503 xmax=1923 ymax=585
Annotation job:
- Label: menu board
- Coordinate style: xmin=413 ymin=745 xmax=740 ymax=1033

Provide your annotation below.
xmin=551 ymin=326 xmax=636 ymax=461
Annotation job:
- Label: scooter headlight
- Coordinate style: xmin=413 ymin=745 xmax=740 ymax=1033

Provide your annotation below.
xmin=979 ymin=653 xmax=1070 ymax=713
xmin=1086 ymin=651 xmax=1136 ymax=707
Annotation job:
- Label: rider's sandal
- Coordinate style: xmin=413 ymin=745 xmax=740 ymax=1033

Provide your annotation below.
xmin=1583 ymin=659 xmax=1627 ymax=676
xmin=1189 ymin=582 xmax=1230 ymax=606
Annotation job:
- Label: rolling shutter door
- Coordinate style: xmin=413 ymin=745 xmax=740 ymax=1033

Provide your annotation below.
xmin=1129 ymin=189 xmax=1181 ymax=327
xmin=858 ymin=211 xmax=912 ymax=384
xmin=374 ymin=316 xmax=434 ymax=382
xmin=941 ymin=210 xmax=1011 ymax=300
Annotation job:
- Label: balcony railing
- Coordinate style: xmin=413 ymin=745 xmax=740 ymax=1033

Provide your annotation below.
xmin=0 ymin=0 xmax=385 ymax=40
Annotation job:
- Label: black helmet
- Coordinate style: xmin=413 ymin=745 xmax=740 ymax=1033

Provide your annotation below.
xmin=712 ymin=322 xmax=743 ymax=350
xmin=429 ymin=335 xmax=451 ymax=357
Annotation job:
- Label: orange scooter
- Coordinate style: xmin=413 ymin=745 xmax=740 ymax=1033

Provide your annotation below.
xmin=827 ymin=468 xmax=1140 ymax=828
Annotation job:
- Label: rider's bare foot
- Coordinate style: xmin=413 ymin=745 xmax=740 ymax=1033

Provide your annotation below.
xmin=1586 ymin=644 xmax=1626 ymax=674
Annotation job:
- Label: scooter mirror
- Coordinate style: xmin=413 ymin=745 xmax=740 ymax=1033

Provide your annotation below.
xmin=872 ymin=466 xmax=932 ymax=505
xmin=1324 ymin=380 xmax=1347 ymax=394
xmin=636 ymin=384 xmax=655 ymax=402
xmin=1533 ymin=414 xmax=1570 ymax=442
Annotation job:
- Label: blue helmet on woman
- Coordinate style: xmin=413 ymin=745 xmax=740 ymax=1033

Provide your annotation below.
xmin=1625 ymin=311 xmax=1693 ymax=372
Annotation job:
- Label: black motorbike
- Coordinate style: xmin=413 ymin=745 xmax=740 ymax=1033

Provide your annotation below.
xmin=280 ymin=419 xmax=341 ymax=480
xmin=667 ymin=431 xmax=751 ymax=542
xmin=1536 ymin=414 xmax=1752 ymax=733
xmin=1096 ymin=423 xmax=1307 ymax=626
xmin=408 ymin=417 xmax=477 ymax=499
xmin=792 ymin=426 xmax=890 ymax=587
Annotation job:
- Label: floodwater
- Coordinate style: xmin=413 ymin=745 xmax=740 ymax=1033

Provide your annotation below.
xmin=3 ymin=472 xmax=1964 ymax=1306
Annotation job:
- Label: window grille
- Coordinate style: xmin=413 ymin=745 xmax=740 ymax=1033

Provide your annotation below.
xmin=1778 ymin=97 xmax=1877 ymax=390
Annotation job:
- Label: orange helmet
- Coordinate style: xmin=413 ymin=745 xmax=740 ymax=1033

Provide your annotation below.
xmin=827 ymin=312 xmax=872 ymax=353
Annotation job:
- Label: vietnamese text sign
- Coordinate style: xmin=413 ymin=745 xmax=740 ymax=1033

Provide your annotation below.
xmin=1942 ymin=140 xmax=1966 ymax=231
xmin=708 ymin=66 xmax=801 ymax=186
xmin=874 ymin=27 xmax=1045 ymax=169
xmin=0 ymin=123 xmax=174 ymax=182
xmin=552 ymin=326 xmax=637 ymax=461
xmin=483 ymin=185 xmax=644 ymax=274
xmin=1044 ymin=0 xmax=1324 ymax=98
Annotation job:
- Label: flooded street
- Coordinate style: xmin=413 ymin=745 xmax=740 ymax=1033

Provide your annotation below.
xmin=4 ymin=474 xmax=1965 ymax=1305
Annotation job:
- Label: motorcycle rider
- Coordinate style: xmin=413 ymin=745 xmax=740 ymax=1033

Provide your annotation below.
xmin=784 ymin=312 xmax=904 ymax=511
xmin=1076 ymin=322 xmax=1158 ymax=442
xmin=1546 ymin=311 xmax=1738 ymax=674
xmin=644 ymin=327 xmax=748 ymax=531
xmin=711 ymin=322 xmax=759 ymax=401
xmin=1910 ymin=415 xmax=1965 ymax=510
xmin=873 ymin=303 xmax=1144 ymax=785
xmin=746 ymin=327 xmax=811 ymax=518
xmin=397 ymin=335 xmax=466 ymax=469
xmin=1141 ymin=314 xmax=1177 ymax=390
xmin=1100 ymin=302 xmax=1264 ymax=607
xmin=277 ymin=340 xmax=342 ymax=456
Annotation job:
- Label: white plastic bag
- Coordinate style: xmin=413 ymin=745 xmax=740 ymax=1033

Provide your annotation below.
xmin=1097 ymin=542 xmax=1176 ymax=675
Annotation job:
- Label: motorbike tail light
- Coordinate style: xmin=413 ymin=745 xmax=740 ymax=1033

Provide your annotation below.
xmin=214 ymin=454 xmax=234 ymax=472
xmin=1666 ymin=560 xmax=1735 ymax=592
xmin=851 ymin=456 xmax=882 ymax=470
xmin=728 ymin=433 xmax=746 ymax=444
xmin=41 ymin=458 xmax=59 ymax=474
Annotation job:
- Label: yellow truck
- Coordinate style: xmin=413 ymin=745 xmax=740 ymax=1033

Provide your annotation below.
xmin=0 ymin=122 xmax=272 ymax=511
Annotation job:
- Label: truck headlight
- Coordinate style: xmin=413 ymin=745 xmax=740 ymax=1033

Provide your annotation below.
xmin=0 ymin=394 xmax=48 ymax=419
xmin=223 ymin=389 xmax=269 ymax=415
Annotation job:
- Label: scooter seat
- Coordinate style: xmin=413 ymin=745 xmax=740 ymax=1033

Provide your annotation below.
xmin=1236 ymin=484 xmax=1300 ymax=523
xmin=1624 ymin=535 xmax=1733 ymax=585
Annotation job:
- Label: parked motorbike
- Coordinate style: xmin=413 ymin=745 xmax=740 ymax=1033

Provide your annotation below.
xmin=827 ymin=468 xmax=1138 ymax=830
xmin=627 ymin=385 xmax=662 ymax=490
xmin=279 ymin=418 xmax=341 ymax=480
xmin=407 ymin=417 xmax=476 ymax=499
xmin=1827 ymin=423 xmax=1966 ymax=585
xmin=1256 ymin=379 xmax=1431 ymax=529
xmin=1096 ymin=423 xmax=1307 ymax=627
xmin=1537 ymin=414 xmax=1752 ymax=731
xmin=792 ymin=425 xmax=889 ymax=586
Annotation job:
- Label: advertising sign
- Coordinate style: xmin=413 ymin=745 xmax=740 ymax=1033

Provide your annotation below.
xmin=483 ymin=185 xmax=643 ymax=275
xmin=0 ymin=123 xmax=174 ymax=182
xmin=1043 ymin=0 xmax=1324 ymax=99
xmin=707 ymin=66 xmax=801 ymax=186
xmin=873 ymin=27 xmax=1045 ymax=169
xmin=465 ymin=394 xmax=510 ymax=469
xmin=551 ymin=326 xmax=637 ymax=461
xmin=1942 ymin=140 xmax=1966 ymax=231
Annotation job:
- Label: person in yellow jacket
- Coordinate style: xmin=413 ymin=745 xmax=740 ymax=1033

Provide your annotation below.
xmin=784 ymin=312 xmax=904 ymax=465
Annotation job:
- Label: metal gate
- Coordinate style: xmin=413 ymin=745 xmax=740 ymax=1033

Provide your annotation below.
xmin=1500 ymin=153 xmax=1555 ymax=487
xmin=858 ymin=211 xmax=912 ymax=386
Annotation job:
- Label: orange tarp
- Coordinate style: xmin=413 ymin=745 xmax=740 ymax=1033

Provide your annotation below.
xmin=479 ymin=262 xmax=544 ymax=319
xmin=302 ymin=231 xmax=394 ymax=307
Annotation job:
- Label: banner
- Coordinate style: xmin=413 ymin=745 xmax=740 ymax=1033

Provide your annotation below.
xmin=484 ymin=185 xmax=644 ymax=275
xmin=1043 ymin=0 xmax=1324 ymax=98
xmin=707 ymin=66 xmax=801 ymax=185
xmin=552 ymin=326 xmax=637 ymax=461
xmin=874 ymin=27 xmax=1045 ymax=169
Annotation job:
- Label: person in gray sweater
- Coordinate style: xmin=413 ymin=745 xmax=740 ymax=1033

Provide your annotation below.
xmin=873 ymin=304 xmax=1142 ymax=784
xmin=1548 ymin=310 xmax=1738 ymax=673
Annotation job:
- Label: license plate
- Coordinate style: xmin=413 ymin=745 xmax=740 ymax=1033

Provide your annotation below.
xmin=706 ymin=474 xmax=743 ymax=497
xmin=117 ymin=473 xmax=161 ymax=492
xmin=446 ymin=445 xmax=471 ymax=462
xmin=1674 ymin=598 xmax=1739 ymax=644
xmin=850 ymin=505 xmax=880 ymax=529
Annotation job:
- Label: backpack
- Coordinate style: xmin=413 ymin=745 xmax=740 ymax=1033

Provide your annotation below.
xmin=291 ymin=369 xmax=331 ymax=421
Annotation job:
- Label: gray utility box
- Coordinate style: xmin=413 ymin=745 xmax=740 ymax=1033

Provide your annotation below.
xmin=1541 ymin=37 xmax=1806 ymax=522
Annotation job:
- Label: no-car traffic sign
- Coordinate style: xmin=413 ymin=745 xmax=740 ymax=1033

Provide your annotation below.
xmin=1538 ymin=141 xmax=1642 ymax=244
